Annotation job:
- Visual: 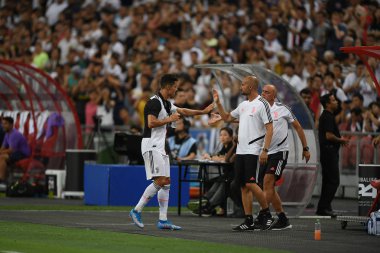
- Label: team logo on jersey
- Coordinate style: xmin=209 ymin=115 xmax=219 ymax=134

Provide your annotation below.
xmin=273 ymin=111 xmax=279 ymax=119
xmin=270 ymin=167 xmax=275 ymax=171
xmin=251 ymin=107 xmax=256 ymax=113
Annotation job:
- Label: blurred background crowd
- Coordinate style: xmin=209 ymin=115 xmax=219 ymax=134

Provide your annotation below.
xmin=0 ymin=0 xmax=379 ymax=144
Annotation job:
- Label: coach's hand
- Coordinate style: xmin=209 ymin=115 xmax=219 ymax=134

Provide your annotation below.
xmin=208 ymin=113 xmax=222 ymax=126
xmin=303 ymin=150 xmax=311 ymax=163
xmin=212 ymin=89 xmax=219 ymax=103
xmin=259 ymin=151 xmax=268 ymax=165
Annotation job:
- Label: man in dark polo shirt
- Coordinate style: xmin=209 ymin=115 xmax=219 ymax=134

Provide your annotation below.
xmin=317 ymin=94 xmax=349 ymax=217
xmin=0 ymin=116 xmax=31 ymax=185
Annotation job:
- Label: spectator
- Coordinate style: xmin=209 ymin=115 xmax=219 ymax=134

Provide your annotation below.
xmin=364 ymin=102 xmax=380 ymax=133
xmin=299 ymin=28 xmax=314 ymax=52
xmin=349 ymin=92 xmax=365 ymax=112
xmin=312 ymin=11 xmax=330 ymax=59
xmin=264 ymin=28 xmax=283 ymax=68
xmin=332 ymin=64 xmax=344 ymax=88
xmin=32 ymin=42 xmax=49 ymax=69
xmin=96 ymin=87 xmax=115 ymax=130
xmin=282 ymin=62 xmax=306 ymax=92
xmin=326 ymin=11 xmax=347 ymax=61
xmin=0 ymin=117 xmax=31 ymax=186
xmin=168 ymin=118 xmax=197 ymax=162
xmin=45 ymin=0 xmax=68 ymax=26
xmin=287 ymin=6 xmax=313 ymax=50
xmin=309 ymin=74 xmax=324 ymax=123
xmin=344 ymin=60 xmax=365 ymax=99
xmin=85 ymin=89 xmax=100 ymax=133
xmin=115 ymin=107 xmax=141 ymax=135
xmin=300 ymin=87 xmax=316 ymax=121
xmin=321 ymin=72 xmax=349 ymax=124
xmin=189 ymin=127 xmax=235 ymax=216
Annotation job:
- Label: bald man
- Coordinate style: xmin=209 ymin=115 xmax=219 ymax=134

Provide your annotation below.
xmin=213 ymin=76 xmax=275 ymax=231
xmin=259 ymin=84 xmax=310 ymax=230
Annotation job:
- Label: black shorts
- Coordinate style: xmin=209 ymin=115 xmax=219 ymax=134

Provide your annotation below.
xmin=234 ymin=154 xmax=258 ymax=186
xmin=258 ymin=151 xmax=289 ymax=185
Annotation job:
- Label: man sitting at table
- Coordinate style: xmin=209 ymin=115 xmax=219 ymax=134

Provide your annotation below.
xmin=168 ymin=118 xmax=197 ymax=162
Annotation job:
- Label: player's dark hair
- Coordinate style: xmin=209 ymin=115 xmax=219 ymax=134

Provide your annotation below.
xmin=160 ymin=74 xmax=178 ymax=88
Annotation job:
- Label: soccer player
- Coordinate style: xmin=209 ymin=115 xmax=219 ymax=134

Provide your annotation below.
xmin=213 ymin=76 xmax=276 ymax=231
xmin=129 ymin=74 xmax=214 ymax=230
xmin=259 ymin=84 xmax=311 ymax=230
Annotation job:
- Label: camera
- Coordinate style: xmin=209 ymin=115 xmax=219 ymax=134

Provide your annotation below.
xmin=93 ymin=115 xmax=103 ymax=130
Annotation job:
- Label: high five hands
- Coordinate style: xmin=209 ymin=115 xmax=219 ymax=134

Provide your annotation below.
xmin=208 ymin=113 xmax=222 ymax=126
xmin=212 ymin=89 xmax=219 ymax=103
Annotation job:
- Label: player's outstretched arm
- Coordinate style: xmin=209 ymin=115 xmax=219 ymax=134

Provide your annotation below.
xmin=176 ymin=103 xmax=214 ymax=117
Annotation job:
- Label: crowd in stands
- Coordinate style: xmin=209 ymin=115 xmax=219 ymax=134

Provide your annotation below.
xmin=0 ymin=0 xmax=379 ymax=156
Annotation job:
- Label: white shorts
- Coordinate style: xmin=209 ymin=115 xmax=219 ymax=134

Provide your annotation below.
xmin=143 ymin=150 xmax=170 ymax=180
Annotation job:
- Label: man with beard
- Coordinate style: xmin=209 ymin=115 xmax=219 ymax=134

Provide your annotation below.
xmin=213 ymin=76 xmax=275 ymax=231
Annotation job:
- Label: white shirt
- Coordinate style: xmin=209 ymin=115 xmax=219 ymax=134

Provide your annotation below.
xmin=268 ymin=102 xmax=296 ymax=154
xmin=282 ymin=74 xmax=306 ymax=92
xmin=231 ymin=95 xmax=272 ymax=155
xmin=115 ymin=15 xmax=131 ymax=41
xmin=321 ymin=86 xmax=348 ymax=103
xmin=141 ymin=94 xmax=177 ymax=155
xmin=45 ymin=0 xmax=68 ymax=26
xmin=343 ymin=73 xmax=377 ymax=105
xmin=96 ymin=104 xmax=114 ymax=128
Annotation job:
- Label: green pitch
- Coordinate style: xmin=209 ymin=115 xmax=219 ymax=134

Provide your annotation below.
xmin=0 ymin=221 xmax=285 ymax=253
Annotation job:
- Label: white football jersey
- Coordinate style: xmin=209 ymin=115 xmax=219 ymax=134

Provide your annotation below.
xmin=268 ymin=102 xmax=296 ymax=154
xmin=141 ymin=93 xmax=177 ymax=155
xmin=231 ymin=95 xmax=272 ymax=155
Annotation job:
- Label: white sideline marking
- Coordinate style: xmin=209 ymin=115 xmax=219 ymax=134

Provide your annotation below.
xmin=76 ymin=223 xmax=155 ymax=226
xmin=1 ymin=251 xmax=24 ymax=253
xmin=295 ymin=216 xmax=332 ymax=219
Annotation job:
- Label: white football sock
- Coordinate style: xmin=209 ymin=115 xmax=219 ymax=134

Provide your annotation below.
xmin=158 ymin=185 xmax=170 ymax=221
xmin=135 ymin=182 xmax=161 ymax=212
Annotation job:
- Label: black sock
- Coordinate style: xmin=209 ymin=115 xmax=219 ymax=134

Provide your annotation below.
xmin=277 ymin=212 xmax=287 ymax=221
xmin=260 ymin=208 xmax=270 ymax=214
xmin=245 ymin=215 xmax=253 ymax=224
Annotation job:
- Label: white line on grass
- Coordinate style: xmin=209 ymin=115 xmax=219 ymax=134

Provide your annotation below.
xmin=76 ymin=223 xmax=155 ymax=226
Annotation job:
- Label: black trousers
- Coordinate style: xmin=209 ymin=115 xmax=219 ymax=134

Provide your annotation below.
xmin=317 ymin=146 xmax=340 ymax=212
